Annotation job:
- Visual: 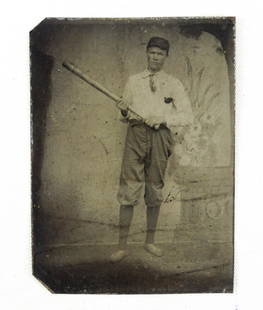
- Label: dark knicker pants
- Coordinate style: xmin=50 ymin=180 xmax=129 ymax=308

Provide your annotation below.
xmin=117 ymin=121 xmax=175 ymax=207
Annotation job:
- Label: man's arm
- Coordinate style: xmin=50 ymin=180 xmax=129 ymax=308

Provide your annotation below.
xmin=117 ymin=77 xmax=150 ymax=123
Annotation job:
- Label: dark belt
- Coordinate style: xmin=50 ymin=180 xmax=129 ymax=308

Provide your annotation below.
xmin=129 ymin=119 xmax=145 ymax=127
xmin=129 ymin=119 xmax=167 ymax=129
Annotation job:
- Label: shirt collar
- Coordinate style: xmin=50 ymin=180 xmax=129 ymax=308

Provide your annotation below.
xmin=141 ymin=69 xmax=164 ymax=79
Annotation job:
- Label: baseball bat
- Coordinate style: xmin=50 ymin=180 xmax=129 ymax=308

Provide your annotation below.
xmin=62 ymin=61 xmax=145 ymax=122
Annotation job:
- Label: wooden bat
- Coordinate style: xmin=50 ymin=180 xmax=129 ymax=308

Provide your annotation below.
xmin=62 ymin=61 xmax=145 ymax=122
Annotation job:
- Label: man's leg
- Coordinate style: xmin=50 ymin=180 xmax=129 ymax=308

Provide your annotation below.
xmin=145 ymin=205 xmax=160 ymax=244
xmin=143 ymin=127 xmax=173 ymax=256
xmin=144 ymin=166 xmax=165 ymax=257
xmin=119 ymin=204 xmax=134 ymax=249
xmin=112 ymin=125 xmax=146 ymax=262
xmin=144 ymin=205 xmax=163 ymax=256
xmin=110 ymin=204 xmax=134 ymax=262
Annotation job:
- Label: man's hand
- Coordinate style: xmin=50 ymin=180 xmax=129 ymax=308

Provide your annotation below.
xmin=145 ymin=116 xmax=166 ymax=130
xmin=116 ymin=99 xmax=130 ymax=117
xmin=116 ymin=99 xmax=129 ymax=112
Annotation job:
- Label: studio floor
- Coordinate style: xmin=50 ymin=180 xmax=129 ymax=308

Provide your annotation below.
xmin=33 ymin=242 xmax=233 ymax=294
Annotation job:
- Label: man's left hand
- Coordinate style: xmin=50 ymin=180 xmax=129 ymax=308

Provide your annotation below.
xmin=145 ymin=116 xmax=166 ymax=130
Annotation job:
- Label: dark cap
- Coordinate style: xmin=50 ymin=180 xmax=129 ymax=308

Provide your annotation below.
xmin=146 ymin=37 xmax=170 ymax=55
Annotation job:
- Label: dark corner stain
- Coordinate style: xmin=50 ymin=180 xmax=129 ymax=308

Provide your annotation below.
xmin=216 ymin=46 xmax=224 ymax=55
xmin=30 ymin=32 xmax=55 ymax=261
xmin=179 ymin=18 xmax=235 ymax=56
xmin=180 ymin=25 xmax=203 ymax=40
xmin=33 ymin=259 xmax=233 ymax=294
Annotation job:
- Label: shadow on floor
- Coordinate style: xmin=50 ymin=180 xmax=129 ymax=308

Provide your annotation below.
xmin=33 ymin=243 xmax=233 ymax=294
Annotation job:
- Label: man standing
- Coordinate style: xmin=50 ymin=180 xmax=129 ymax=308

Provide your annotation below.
xmin=110 ymin=37 xmax=193 ymax=262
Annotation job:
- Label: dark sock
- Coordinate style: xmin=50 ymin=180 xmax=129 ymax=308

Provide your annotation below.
xmin=146 ymin=205 xmax=160 ymax=244
xmin=119 ymin=205 xmax=134 ymax=249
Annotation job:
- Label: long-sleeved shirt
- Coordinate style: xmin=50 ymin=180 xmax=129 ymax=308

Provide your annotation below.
xmin=123 ymin=69 xmax=194 ymax=128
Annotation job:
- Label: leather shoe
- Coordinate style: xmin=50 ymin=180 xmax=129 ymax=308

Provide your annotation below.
xmin=144 ymin=243 xmax=163 ymax=257
xmin=110 ymin=249 xmax=128 ymax=263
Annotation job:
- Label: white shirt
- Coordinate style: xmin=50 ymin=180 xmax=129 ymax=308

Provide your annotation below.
xmin=123 ymin=69 xmax=194 ymax=128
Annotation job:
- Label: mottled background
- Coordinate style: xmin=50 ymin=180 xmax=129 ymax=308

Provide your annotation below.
xmin=31 ymin=18 xmax=234 ymax=293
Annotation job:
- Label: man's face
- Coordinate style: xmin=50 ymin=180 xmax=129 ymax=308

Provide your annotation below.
xmin=147 ymin=47 xmax=167 ymax=72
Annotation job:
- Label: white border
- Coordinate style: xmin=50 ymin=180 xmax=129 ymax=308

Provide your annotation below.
xmin=1 ymin=0 xmax=263 ymax=309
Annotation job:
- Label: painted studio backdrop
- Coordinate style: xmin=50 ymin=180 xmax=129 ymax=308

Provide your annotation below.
xmin=31 ymin=18 xmax=234 ymax=293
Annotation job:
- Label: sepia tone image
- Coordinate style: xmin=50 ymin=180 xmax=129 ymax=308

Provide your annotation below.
xmin=31 ymin=17 xmax=235 ymax=294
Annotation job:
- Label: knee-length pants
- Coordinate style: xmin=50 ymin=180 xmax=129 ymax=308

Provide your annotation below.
xmin=117 ymin=122 xmax=175 ymax=207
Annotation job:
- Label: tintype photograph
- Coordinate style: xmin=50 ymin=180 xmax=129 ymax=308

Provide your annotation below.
xmin=31 ymin=17 xmax=235 ymax=294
